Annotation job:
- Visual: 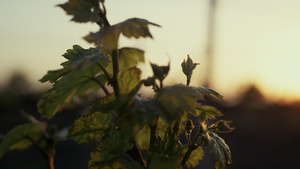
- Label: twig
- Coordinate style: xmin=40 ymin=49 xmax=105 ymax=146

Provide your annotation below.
xmin=91 ymin=77 xmax=110 ymax=96
xmin=97 ymin=63 xmax=112 ymax=83
xmin=111 ymin=49 xmax=120 ymax=98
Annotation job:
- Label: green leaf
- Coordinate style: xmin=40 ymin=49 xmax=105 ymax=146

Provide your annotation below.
xmin=60 ymin=45 xmax=87 ymax=67
xmin=68 ymin=112 xmax=112 ymax=144
xmin=100 ymin=18 xmax=160 ymax=51
xmin=58 ymin=0 xmax=101 ymax=23
xmin=40 ymin=45 xmax=109 ymax=83
xmin=89 ymin=94 xmax=116 ymax=114
xmin=104 ymin=48 xmax=144 ymax=82
xmin=206 ymin=132 xmax=232 ymax=169
xmin=118 ymin=67 xmax=142 ymax=95
xmin=88 ymin=127 xmax=134 ymax=168
xmin=89 ymin=157 xmax=125 ymax=169
xmin=208 ymin=120 xmax=235 ymax=133
xmin=156 ymin=85 xmax=204 ymax=123
xmin=84 ymin=30 xmax=103 ymax=45
xmin=136 ymin=125 xmax=150 ymax=150
xmin=0 ymin=123 xmax=44 ymax=158
xmin=119 ymin=47 xmax=145 ymax=71
xmin=117 ymin=96 xmax=165 ymax=136
xmin=194 ymin=86 xmax=224 ymax=100
xmin=181 ymin=146 xmax=204 ymax=169
xmin=148 ymin=155 xmax=182 ymax=169
xmin=38 ymin=67 xmax=107 ymax=119
xmin=195 ymin=105 xmax=223 ymax=122
xmin=38 ymin=45 xmax=111 ymax=119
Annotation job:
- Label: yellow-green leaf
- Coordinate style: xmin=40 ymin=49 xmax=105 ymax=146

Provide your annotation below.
xmin=100 ymin=18 xmax=160 ymax=51
xmin=156 ymin=85 xmax=203 ymax=123
xmin=0 ymin=123 xmax=44 ymax=158
xmin=181 ymin=146 xmax=204 ymax=169
xmin=68 ymin=112 xmax=112 ymax=144
xmin=118 ymin=67 xmax=141 ymax=95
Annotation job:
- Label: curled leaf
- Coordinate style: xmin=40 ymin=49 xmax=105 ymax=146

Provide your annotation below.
xmin=150 ymin=63 xmax=170 ymax=82
xmin=57 ymin=0 xmax=101 ymax=23
xmin=208 ymin=120 xmax=235 ymax=133
xmin=100 ymin=18 xmax=160 ymax=51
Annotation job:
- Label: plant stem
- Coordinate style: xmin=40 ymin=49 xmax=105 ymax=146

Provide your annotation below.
xmin=95 ymin=1 xmax=110 ymax=29
xmin=97 ymin=62 xmax=112 ymax=83
xmin=149 ymin=116 xmax=158 ymax=148
xmin=91 ymin=77 xmax=110 ymax=96
xmin=165 ymin=119 xmax=180 ymax=154
xmin=48 ymin=156 xmax=55 ymax=169
xmin=126 ymin=143 xmax=146 ymax=168
xmin=111 ymin=49 xmax=120 ymax=98
xmin=147 ymin=116 xmax=159 ymax=167
xmin=181 ymin=127 xmax=203 ymax=167
xmin=25 ymin=136 xmax=55 ymax=169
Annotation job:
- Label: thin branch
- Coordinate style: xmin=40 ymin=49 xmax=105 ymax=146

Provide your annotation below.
xmin=25 ymin=136 xmax=48 ymax=160
xmin=91 ymin=77 xmax=110 ymax=96
xmin=111 ymin=49 xmax=120 ymax=98
xmin=181 ymin=127 xmax=203 ymax=167
xmin=97 ymin=63 xmax=112 ymax=83
xmin=95 ymin=1 xmax=110 ymax=29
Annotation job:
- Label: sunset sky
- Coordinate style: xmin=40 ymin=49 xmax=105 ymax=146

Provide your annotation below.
xmin=1 ymin=0 xmax=300 ymax=102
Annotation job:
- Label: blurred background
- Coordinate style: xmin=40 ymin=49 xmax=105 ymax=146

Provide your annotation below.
xmin=1 ymin=0 xmax=300 ymax=168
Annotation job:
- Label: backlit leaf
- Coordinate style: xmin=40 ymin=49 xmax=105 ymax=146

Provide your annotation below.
xmin=136 ymin=125 xmax=150 ymax=150
xmin=88 ymin=127 xmax=134 ymax=168
xmin=100 ymin=18 xmax=160 ymax=51
xmin=206 ymin=132 xmax=232 ymax=169
xmin=156 ymin=85 xmax=203 ymax=123
xmin=194 ymin=87 xmax=224 ymax=100
xmin=38 ymin=66 xmax=107 ymax=119
xmin=195 ymin=105 xmax=223 ymax=122
xmin=40 ymin=45 xmax=109 ymax=83
xmin=150 ymin=63 xmax=170 ymax=82
xmin=68 ymin=112 xmax=112 ymax=144
xmin=181 ymin=146 xmax=204 ymax=169
xmin=0 ymin=123 xmax=44 ymax=158
xmin=58 ymin=0 xmax=101 ymax=23
xmin=118 ymin=67 xmax=142 ymax=95
xmin=38 ymin=46 xmax=110 ymax=119
xmin=89 ymin=157 xmax=125 ymax=169
xmin=208 ymin=120 xmax=235 ymax=133
xmin=148 ymin=155 xmax=182 ymax=169
xmin=119 ymin=47 xmax=145 ymax=71
xmin=84 ymin=29 xmax=103 ymax=45
xmin=89 ymin=94 xmax=116 ymax=114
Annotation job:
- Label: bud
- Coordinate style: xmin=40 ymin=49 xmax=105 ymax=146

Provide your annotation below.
xmin=185 ymin=119 xmax=195 ymax=134
xmin=181 ymin=55 xmax=199 ymax=85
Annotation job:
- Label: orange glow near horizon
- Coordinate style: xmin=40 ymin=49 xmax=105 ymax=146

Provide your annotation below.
xmin=1 ymin=0 xmax=300 ymax=103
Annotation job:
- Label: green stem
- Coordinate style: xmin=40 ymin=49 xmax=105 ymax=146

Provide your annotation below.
xmin=147 ymin=116 xmax=159 ymax=167
xmin=95 ymin=1 xmax=110 ymax=29
xmin=186 ymin=79 xmax=190 ymax=86
xmin=97 ymin=63 xmax=112 ymax=83
xmin=91 ymin=77 xmax=110 ymax=96
xmin=26 ymin=136 xmax=55 ymax=169
xmin=165 ymin=119 xmax=180 ymax=154
xmin=181 ymin=126 xmax=203 ymax=167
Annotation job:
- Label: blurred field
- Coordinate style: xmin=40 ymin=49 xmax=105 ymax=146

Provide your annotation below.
xmin=0 ymin=73 xmax=300 ymax=169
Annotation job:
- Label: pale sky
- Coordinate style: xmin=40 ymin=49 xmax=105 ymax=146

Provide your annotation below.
xmin=1 ymin=0 xmax=300 ymax=102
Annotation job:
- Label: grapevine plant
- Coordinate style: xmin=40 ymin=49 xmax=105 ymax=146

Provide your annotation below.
xmin=0 ymin=0 xmax=234 ymax=169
